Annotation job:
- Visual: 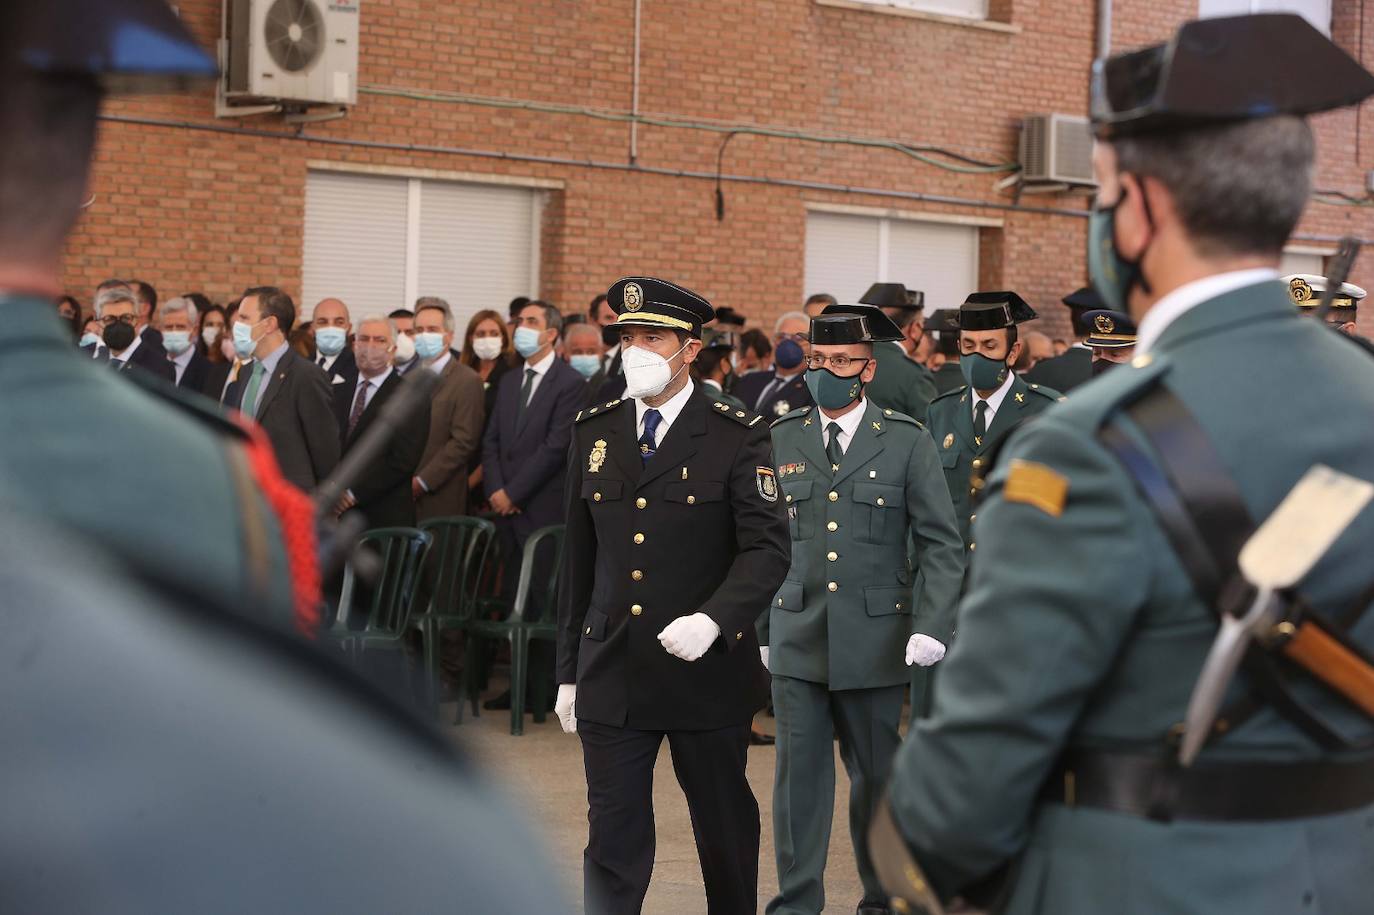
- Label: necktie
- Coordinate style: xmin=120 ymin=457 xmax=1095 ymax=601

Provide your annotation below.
xmin=755 ymin=376 xmax=781 ymax=411
xmin=241 ymin=361 xmax=266 ymax=417
xmin=318 ymin=355 xmax=328 ymax=368
xmin=825 ymin=422 xmax=843 ymax=473
xmin=973 ymin=400 xmax=988 ymax=447
xmin=348 ymin=379 xmax=370 ymax=437
xmin=516 ymin=368 xmax=537 ymax=426
xmin=639 ymin=409 xmax=663 ymax=465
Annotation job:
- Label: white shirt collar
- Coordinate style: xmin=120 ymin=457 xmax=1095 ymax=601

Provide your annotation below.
xmin=525 ymin=349 xmax=556 ymax=377
xmin=320 ymin=351 xmax=339 ymax=371
xmin=636 ymin=380 xmax=696 ymax=438
xmin=1136 ymin=268 xmax=1280 ymax=356
xmin=426 ymin=351 xmax=452 ymax=374
xmin=702 ymin=378 xmax=723 ymax=394
xmin=357 ymin=366 xmax=393 ymax=391
xmin=971 ymin=368 xmax=1015 ymax=416
xmin=816 ymin=397 xmax=869 ymax=452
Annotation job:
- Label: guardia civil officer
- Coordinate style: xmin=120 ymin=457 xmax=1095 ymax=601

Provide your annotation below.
xmin=764 ymin=309 xmax=963 ymax=915
xmin=0 ymin=2 xmax=302 ymax=628
xmin=846 ymin=283 xmax=939 ymax=422
xmin=556 ymin=277 xmax=791 ymax=915
xmin=926 ymin=292 xmax=1060 ymax=551
xmin=872 ymin=15 xmax=1374 ymax=915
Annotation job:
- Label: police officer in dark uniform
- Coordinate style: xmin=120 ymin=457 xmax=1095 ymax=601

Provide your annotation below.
xmin=556 ymin=277 xmax=791 ymax=915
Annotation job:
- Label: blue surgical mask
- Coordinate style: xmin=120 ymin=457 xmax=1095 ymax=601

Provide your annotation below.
xmin=79 ymin=332 xmax=101 ymax=348
xmin=774 ymin=338 xmax=804 ymax=370
xmin=960 ymin=352 xmax=1010 ymax=392
xmin=162 ymin=330 xmax=192 ymax=356
xmin=314 ymin=326 xmax=347 ymax=356
xmin=415 ymin=332 xmax=446 ymax=361
xmin=232 ymin=320 xmax=260 ymax=359
xmin=513 ymin=325 xmax=544 ymax=358
xmin=569 ymin=354 xmax=601 ymax=379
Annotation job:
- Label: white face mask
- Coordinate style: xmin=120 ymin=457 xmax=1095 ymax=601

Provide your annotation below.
xmin=471 ymin=336 xmax=503 ymax=361
xmin=622 ymin=340 xmax=689 ymax=400
xmin=393 ymin=333 xmax=416 ymax=365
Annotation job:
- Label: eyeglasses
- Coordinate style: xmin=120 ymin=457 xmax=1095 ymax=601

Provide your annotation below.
xmin=99 ymin=314 xmax=138 ymax=327
xmin=805 ymin=354 xmax=870 ymax=372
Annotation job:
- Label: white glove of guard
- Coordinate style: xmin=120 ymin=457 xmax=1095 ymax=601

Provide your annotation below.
xmin=905 ymin=634 xmax=946 ymax=667
xmin=760 ymin=646 xmax=770 ymax=672
xmin=555 ymin=683 xmax=577 ymax=733
xmin=657 ymin=612 xmax=721 ymax=662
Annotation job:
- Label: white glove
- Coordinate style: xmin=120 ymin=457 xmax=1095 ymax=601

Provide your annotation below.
xmin=905 ymin=634 xmax=946 ymax=667
xmin=760 ymin=646 xmax=770 ymax=671
xmin=555 ymin=684 xmax=577 ymax=733
xmin=657 ymin=612 xmax=721 ymax=662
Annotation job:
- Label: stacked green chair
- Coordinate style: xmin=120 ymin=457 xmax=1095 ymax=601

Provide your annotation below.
xmin=461 ymin=524 xmax=565 ymax=735
xmin=411 ymin=516 xmax=497 ymax=719
xmin=331 ymin=528 xmax=433 ymax=691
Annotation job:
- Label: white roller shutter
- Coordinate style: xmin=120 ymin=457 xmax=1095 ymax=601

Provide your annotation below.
xmin=804 ymin=210 xmax=979 ymax=311
xmin=1198 ymin=0 xmax=1330 ymax=34
xmin=1279 ymin=250 xmax=1325 ymax=277
xmin=417 ymin=181 xmax=540 ymax=335
xmin=304 ymin=169 xmax=541 ymax=327
xmin=303 ymin=170 xmax=409 ymax=319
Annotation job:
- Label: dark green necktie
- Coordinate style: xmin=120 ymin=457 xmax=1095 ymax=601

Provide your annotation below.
xmin=825 ymin=422 xmax=843 ymax=473
xmin=973 ymin=399 xmax=988 ymax=445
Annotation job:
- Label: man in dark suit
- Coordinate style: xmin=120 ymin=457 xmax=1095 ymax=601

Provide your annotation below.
xmin=332 ymin=315 xmax=428 ymax=529
xmin=732 ymin=310 xmax=814 ymax=420
xmin=483 ymin=299 xmax=586 ymax=710
xmin=1023 ymin=287 xmax=1098 ymax=393
xmin=311 ymin=297 xmax=358 ymax=392
xmin=557 ymin=277 xmax=790 ymax=914
xmin=130 ymin=278 xmax=167 ymax=359
xmin=159 ymin=295 xmax=210 ymax=395
xmin=93 ymin=287 xmax=174 ymax=383
xmin=226 ymin=286 xmax=340 ymax=492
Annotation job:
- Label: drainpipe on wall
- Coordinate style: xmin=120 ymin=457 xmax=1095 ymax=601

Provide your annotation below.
xmin=630 ymin=0 xmax=642 ymax=165
xmin=1097 ymin=0 xmax=1112 ymax=59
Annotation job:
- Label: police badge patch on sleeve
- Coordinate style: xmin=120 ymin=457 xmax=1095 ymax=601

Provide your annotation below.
xmin=756 ymin=467 xmax=778 ymax=502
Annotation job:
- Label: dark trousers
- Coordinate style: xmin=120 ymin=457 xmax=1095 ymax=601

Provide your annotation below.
xmin=769 ymin=677 xmax=905 ymax=915
xmin=578 ymin=718 xmax=759 ymax=915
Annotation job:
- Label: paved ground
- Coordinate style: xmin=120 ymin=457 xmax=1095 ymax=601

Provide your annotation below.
xmin=448 ymin=687 xmax=865 ymax=914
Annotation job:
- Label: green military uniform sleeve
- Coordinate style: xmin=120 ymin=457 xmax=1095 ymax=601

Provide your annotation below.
xmin=886 ymin=413 xmax=1154 ymax=896
xmin=903 ymin=425 xmax=964 ymax=641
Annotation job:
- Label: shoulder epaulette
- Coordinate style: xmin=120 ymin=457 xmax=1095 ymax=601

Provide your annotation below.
xmin=769 ymin=405 xmax=812 ymax=428
xmin=574 ymin=398 xmax=628 ymax=423
xmin=1025 ymin=382 xmax=1065 ymax=402
xmin=123 ymin=370 xmax=249 ymax=440
xmin=709 ymin=400 xmax=766 ymax=427
xmin=877 ymin=407 xmax=923 ymax=430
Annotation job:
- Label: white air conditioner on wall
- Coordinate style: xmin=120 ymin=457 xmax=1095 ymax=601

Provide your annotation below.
xmin=1018 ymin=114 xmax=1096 ymax=188
xmin=221 ymin=0 xmax=359 ymax=109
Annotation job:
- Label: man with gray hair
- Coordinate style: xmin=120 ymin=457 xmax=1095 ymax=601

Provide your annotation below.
xmin=91 ymin=285 xmax=173 ymax=382
xmin=875 ymin=15 xmax=1374 ymax=914
xmin=332 ymin=314 xmax=428 ymax=529
xmin=159 ymin=295 xmax=210 ymax=393
xmin=732 ymin=309 xmax=814 ymax=418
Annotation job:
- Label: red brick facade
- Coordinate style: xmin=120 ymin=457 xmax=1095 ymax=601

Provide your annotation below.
xmin=63 ymin=0 xmax=1374 ymax=338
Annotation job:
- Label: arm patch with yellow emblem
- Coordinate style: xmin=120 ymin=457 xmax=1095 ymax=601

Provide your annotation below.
xmin=1003 ymin=459 xmax=1069 ymax=517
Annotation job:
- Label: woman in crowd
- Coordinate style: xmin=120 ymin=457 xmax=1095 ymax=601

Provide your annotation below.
xmin=198 ymin=304 xmax=228 ymax=363
xmin=459 ymin=308 xmax=516 ymax=510
xmin=56 ymin=295 xmax=82 ymax=340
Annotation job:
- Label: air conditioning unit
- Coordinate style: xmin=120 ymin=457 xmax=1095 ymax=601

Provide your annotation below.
xmin=221 ymin=0 xmax=359 ymax=109
xmin=1018 ymin=114 xmax=1096 ymax=187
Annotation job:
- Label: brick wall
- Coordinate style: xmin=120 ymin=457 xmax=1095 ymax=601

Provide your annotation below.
xmin=62 ymin=0 xmax=1374 ymax=340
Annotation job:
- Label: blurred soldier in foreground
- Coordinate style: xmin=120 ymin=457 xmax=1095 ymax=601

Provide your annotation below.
xmin=873 ymin=15 xmax=1374 ymax=915
xmin=0 ymin=1 xmax=304 ymax=630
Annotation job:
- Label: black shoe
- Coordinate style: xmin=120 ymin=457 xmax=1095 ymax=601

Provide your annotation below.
xmin=749 ymin=728 xmax=775 ymax=746
xmin=483 ymin=690 xmax=512 ymax=710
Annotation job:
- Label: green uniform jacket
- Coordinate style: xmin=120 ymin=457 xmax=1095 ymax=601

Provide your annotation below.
xmin=930 ymin=361 xmax=964 ymax=395
xmin=865 ymin=341 xmax=938 ymax=424
xmin=762 ymin=401 xmax=964 ymax=689
xmin=926 ymin=373 xmax=1060 ymax=548
xmin=887 ymin=280 xmax=1374 ymax=914
xmin=0 ymin=296 xmax=296 ymax=626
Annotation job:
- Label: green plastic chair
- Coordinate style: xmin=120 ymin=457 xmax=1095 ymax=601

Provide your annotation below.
xmin=461 ymin=524 xmax=565 ymax=735
xmin=411 ymin=515 xmax=497 ymax=718
xmin=331 ymin=528 xmax=433 ymax=678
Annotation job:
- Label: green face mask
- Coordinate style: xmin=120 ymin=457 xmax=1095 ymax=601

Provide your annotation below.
xmin=804 ymin=368 xmax=864 ymax=411
xmin=1087 ymin=181 xmax=1151 ymax=311
xmin=959 ymin=352 xmax=1009 ymax=392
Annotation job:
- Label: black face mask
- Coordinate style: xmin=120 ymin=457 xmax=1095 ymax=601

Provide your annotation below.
xmin=1090 ymin=357 xmax=1119 ymax=378
xmin=103 ymin=321 xmax=136 ymax=352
